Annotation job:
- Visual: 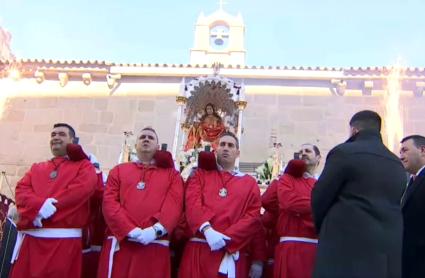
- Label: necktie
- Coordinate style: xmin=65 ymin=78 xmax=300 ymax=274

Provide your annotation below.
xmin=403 ymin=176 xmax=417 ymax=203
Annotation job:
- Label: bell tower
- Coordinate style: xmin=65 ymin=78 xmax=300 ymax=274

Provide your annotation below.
xmin=190 ymin=5 xmax=246 ymax=66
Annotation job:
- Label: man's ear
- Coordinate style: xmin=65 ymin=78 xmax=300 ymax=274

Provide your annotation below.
xmin=350 ymin=126 xmax=359 ymax=137
xmin=420 ymin=145 xmax=425 ymax=155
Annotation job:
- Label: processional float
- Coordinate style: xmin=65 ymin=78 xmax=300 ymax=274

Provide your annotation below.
xmin=115 ymin=68 xmax=248 ymax=180
xmin=172 ymin=69 xmax=247 ymax=179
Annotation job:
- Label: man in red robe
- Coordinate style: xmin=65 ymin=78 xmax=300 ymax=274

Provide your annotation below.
xmin=260 ymin=211 xmax=279 ymax=278
xmin=246 ymin=221 xmax=267 ymax=278
xmin=178 ymin=131 xmax=261 ymax=278
xmin=82 ymin=154 xmax=108 ymax=278
xmin=261 ymin=180 xmax=279 ymax=278
xmin=265 ymin=144 xmax=321 ymax=278
xmin=10 ymin=123 xmax=98 ymax=278
xmin=97 ymin=127 xmax=184 ymax=278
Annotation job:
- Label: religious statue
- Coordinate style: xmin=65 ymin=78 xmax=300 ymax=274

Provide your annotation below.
xmin=184 ymin=103 xmax=226 ymax=150
xmin=271 ymin=142 xmax=283 ymax=178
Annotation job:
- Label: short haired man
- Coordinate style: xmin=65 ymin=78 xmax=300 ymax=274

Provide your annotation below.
xmin=312 ymin=110 xmax=406 ymax=278
xmin=97 ymin=127 xmax=184 ymax=278
xmin=263 ymin=144 xmax=321 ymax=278
xmin=10 ymin=123 xmax=97 ymax=278
xmin=400 ymin=135 xmax=425 ymax=278
xmin=300 ymin=143 xmax=321 ymax=178
xmin=179 ymin=132 xmax=261 ymax=278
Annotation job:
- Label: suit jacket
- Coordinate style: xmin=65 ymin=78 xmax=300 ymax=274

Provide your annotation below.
xmin=402 ymin=167 xmax=425 ymax=278
xmin=312 ymin=129 xmax=406 ymax=278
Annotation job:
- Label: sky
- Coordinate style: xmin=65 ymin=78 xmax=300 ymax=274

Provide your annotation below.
xmin=1 ymin=0 xmax=424 ymax=67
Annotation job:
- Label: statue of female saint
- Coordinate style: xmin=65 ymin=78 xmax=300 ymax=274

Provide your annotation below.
xmin=184 ymin=103 xmax=226 ymax=150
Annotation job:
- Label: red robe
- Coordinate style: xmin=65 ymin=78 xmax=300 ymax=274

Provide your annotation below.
xmin=244 ymin=219 xmax=267 ymax=277
xmin=97 ymin=162 xmax=184 ymax=278
xmin=82 ymin=172 xmax=107 ymax=278
xmin=178 ymin=169 xmax=261 ymax=278
xmin=261 ymin=212 xmax=278 ymax=278
xmin=262 ymin=180 xmax=279 ymax=215
xmin=10 ymin=157 xmax=97 ymax=278
xmin=272 ymin=174 xmax=317 ymax=278
xmin=261 ymin=180 xmax=280 ymax=278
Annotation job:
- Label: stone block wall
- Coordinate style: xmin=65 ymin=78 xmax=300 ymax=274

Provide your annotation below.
xmin=240 ymin=93 xmax=425 ymax=173
xmin=1 ymin=91 xmax=424 ymax=198
xmin=0 ymin=95 xmax=177 ymax=197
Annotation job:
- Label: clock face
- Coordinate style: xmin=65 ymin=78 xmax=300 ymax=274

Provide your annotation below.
xmin=210 ymin=25 xmax=229 ymax=50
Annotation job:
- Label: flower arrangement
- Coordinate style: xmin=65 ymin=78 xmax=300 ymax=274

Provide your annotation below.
xmin=255 ymin=157 xmax=275 ymax=185
xmin=178 ymin=141 xmax=213 ymax=180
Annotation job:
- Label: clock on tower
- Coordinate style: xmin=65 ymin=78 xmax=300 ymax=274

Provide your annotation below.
xmin=209 ymin=24 xmax=230 ymax=51
xmin=190 ymin=8 xmax=246 ymax=66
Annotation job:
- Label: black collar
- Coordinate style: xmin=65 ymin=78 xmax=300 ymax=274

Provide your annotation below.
xmin=346 ymin=129 xmax=382 ymax=143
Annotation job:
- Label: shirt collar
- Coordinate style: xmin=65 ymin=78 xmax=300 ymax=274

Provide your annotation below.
xmin=134 ymin=158 xmax=156 ymax=168
xmin=414 ymin=164 xmax=425 ymax=177
xmin=303 ymin=172 xmax=319 ymax=179
xmin=51 ymin=155 xmax=69 ymax=161
xmin=217 ymin=164 xmax=245 ymax=177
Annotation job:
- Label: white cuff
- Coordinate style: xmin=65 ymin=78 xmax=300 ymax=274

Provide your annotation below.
xmin=153 ymin=222 xmax=167 ymax=235
xmin=219 ymin=252 xmax=239 ymax=278
xmin=199 ymin=221 xmax=211 ymax=233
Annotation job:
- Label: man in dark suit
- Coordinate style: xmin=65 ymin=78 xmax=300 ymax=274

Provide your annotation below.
xmin=400 ymin=135 xmax=425 ymax=278
xmin=312 ymin=110 xmax=406 ymax=278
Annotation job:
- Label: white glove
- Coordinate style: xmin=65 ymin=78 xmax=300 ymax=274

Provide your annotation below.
xmin=38 ymin=198 xmax=58 ymax=219
xmin=7 ymin=204 xmax=19 ymax=223
xmin=127 ymin=227 xmax=143 ymax=239
xmin=136 ymin=227 xmax=157 ymax=245
xmin=249 ymin=262 xmax=264 ymax=278
xmin=33 ymin=216 xmax=43 ymax=228
xmin=204 ymin=227 xmax=230 ymax=251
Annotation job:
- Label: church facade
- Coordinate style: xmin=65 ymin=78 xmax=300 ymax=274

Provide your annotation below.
xmin=1 ymin=8 xmax=425 ymax=194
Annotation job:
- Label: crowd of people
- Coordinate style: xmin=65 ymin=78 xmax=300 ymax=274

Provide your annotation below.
xmin=5 ymin=110 xmax=425 ymax=278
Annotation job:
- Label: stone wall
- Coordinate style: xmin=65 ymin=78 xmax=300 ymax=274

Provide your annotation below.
xmin=0 ymin=95 xmax=177 ymax=197
xmin=1 ymin=90 xmax=424 ymax=198
xmin=243 ymin=94 xmax=379 ymax=161
xmin=243 ymin=92 xmax=425 ymax=169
